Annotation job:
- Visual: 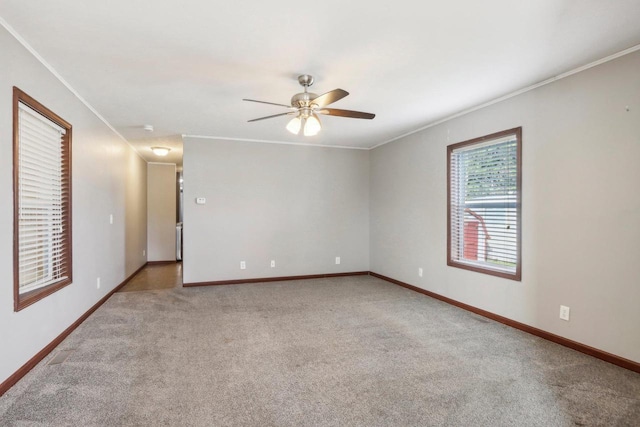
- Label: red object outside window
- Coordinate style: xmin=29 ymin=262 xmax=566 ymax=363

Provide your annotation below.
xmin=464 ymin=221 xmax=479 ymax=260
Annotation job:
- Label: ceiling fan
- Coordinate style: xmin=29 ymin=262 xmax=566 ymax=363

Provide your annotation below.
xmin=243 ymin=74 xmax=375 ymax=136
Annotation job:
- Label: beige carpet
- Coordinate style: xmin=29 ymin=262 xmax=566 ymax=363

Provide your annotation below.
xmin=1 ymin=275 xmax=639 ymax=426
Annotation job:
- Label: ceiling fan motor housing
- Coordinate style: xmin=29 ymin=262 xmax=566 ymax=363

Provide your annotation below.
xmin=291 ymin=92 xmax=319 ymax=109
xmin=292 ymin=74 xmax=318 ymax=108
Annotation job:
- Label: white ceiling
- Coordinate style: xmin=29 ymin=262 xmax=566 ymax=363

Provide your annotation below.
xmin=2 ymin=1 xmax=640 ymax=158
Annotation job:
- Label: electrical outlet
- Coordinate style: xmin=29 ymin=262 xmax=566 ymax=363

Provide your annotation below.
xmin=335 ymin=257 xmax=341 ymax=265
xmin=418 ymin=268 xmax=423 ymax=277
xmin=559 ymin=305 xmax=570 ymax=321
xmin=270 ymin=260 xmax=275 ymax=268
xmin=97 ymin=277 xmax=101 ymax=289
xmin=143 ymin=249 xmax=146 ymax=257
xmin=240 ymin=261 xmax=246 ymax=270
xmin=109 ymin=214 xmax=113 ymax=225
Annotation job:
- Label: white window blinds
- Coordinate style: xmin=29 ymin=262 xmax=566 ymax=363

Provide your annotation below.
xmin=17 ymin=102 xmax=70 ymax=294
xmin=449 ymin=129 xmax=521 ymax=280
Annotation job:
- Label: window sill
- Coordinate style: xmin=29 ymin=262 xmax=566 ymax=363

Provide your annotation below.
xmin=447 ymin=259 xmax=521 ymax=281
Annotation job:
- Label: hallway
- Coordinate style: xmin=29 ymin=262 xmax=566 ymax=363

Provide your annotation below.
xmin=119 ymin=262 xmax=182 ymax=292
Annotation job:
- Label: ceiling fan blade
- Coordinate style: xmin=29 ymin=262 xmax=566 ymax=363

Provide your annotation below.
xmin=316 ymin=108 xmax=375 ymax=119
xmin=248 ymin=112 xmax=296 ymax=122
xmin=243 ymin=99 xmax=294 ymax=109
xmin=311 ymin=89 xmax=349 ymax=107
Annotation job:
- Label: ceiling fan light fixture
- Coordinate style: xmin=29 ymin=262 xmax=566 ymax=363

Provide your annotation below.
xmin=286 ymin=116 xmax=302 ymax=134
xmin=303 ymin=114 xmax=321 ymax=136
xmin=151 ymin=146 xmax=171 ymax=156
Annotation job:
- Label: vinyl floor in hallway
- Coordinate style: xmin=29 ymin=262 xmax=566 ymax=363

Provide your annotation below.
xmin=118 ymin=262 xmax=182 ymax=292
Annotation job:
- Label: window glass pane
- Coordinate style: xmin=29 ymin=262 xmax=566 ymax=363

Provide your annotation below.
xmin=13 ymin=87 xmax=72 ymax=311
xmin=448 ymin=128 xmax=521 ymax=280
xmin=18 ymin=103 xmax=67 ymax=293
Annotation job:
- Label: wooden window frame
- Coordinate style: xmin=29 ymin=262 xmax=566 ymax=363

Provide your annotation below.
xmin=13 ymin=87 xmax=73 ymax=311
xmin=447 ymin=127 xmax=522 ymax=281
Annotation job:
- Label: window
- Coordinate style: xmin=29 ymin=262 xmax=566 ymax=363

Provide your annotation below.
xmin=447 ymin=127 xmax=521 ymax=280
xmin=13 ymin=87 xmax=72 ymax=311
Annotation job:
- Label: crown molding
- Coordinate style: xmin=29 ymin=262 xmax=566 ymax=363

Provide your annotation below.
xmin=371 ymin=43 xmax=640 ymax=150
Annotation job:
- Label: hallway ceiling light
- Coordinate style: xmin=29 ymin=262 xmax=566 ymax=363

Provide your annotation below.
xmin=151 ymin=146 xmax=171 ymax=156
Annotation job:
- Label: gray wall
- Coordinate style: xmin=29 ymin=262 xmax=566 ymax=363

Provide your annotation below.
xmin=370 ymin=51 xmax=640 ymax=363
xmin=126 ymin=149 xmax=148 ymax=274
xmin=147 ymin=163 xmax=177 ymax=261
xmin=182 ymin=139 xmax=370 ymax=283
xmin=0 ymin=26 xmax=147 ymax=385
